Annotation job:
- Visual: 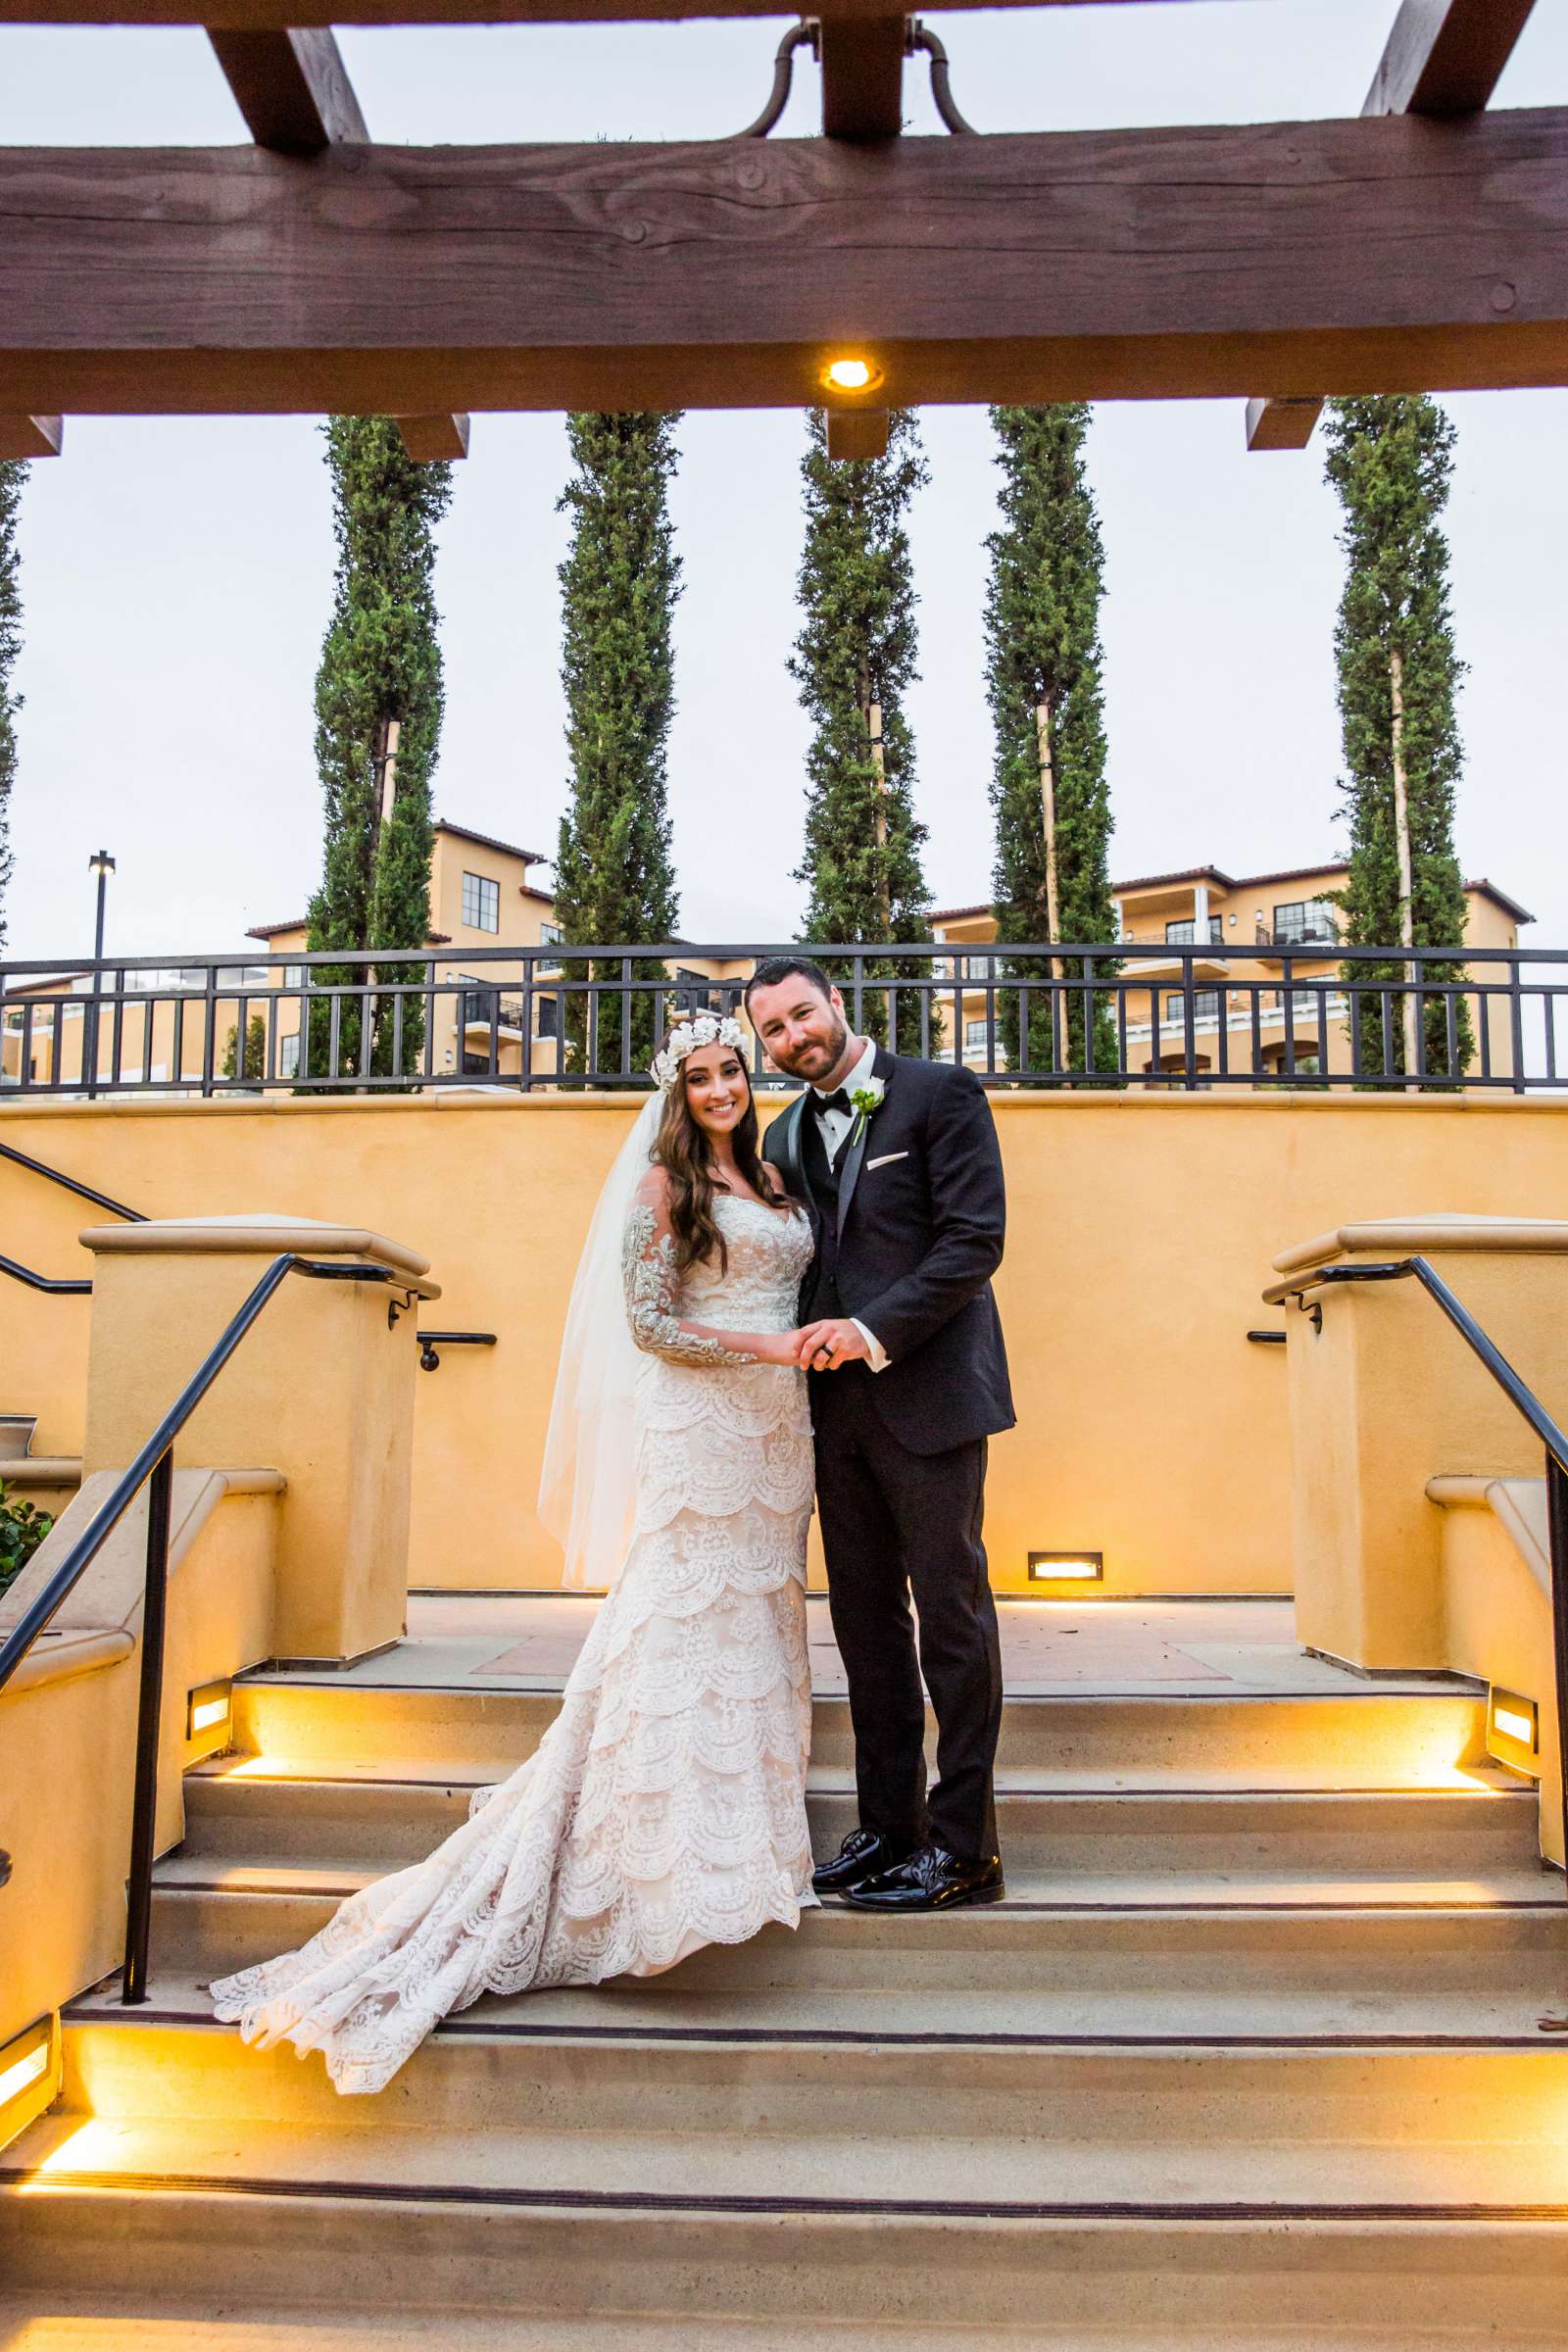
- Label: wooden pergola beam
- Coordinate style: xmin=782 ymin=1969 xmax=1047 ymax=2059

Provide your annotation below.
xmin=1245 ymin=397 xmax=1320 ymax=454
xmin=0 ymin=0 xmax=1263 ymax=23
xmin=826 ymin=409 xmax=890 ymax=461
xmin=202 ymin=23 xmax=465 ymax=458
xmin=5 ymin=111 xmax=1567 ymax=417
xmin=397 ymin=413 xmax=472 ymax=460
xmin=1247 ymin=0 xmax=1539 ymax=449
xmin=206 ymin=27 xmax=369 ymax=151
xmin=0 ymin=416 xmax=63 ymax=459
xmin=818 ymin=15 xmax=906 ymax=142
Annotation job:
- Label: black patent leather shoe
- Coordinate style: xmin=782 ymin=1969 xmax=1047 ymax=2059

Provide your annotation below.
xmin=840 ymin=1842 xmax=1004 ymax=1912
xmin=811 ymin=1827 xmax=918 ymax=1897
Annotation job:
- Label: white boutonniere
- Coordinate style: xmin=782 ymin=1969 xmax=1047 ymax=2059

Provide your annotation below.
xmin=849 ymin=1076 xmax=886 ymax=1148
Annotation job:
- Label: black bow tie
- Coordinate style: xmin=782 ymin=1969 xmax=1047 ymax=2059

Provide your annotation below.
xmin=814 ymin=1088 xmax=853 ymax=1117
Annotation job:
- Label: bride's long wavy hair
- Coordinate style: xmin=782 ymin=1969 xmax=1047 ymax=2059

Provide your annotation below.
xmin=653 ymin=1028 xmax=795 ymax=1276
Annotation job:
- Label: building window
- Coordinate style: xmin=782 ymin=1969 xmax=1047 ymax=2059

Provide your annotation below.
xmin=1273 ymin=899 xmax=1338 ymax=947
xmin=963 ymin=1018 xmax=990 ymax=1051
xmin=539 ymin=920 xmax=564 ymax=949
xmin=280 ymin=1033 xmax=301 ymax=1078
xmin=1165 ymin=916 xmax=1223 ymax=946
xmin=283 ymin=963 xmax=304 ymax=989
xmin=462 ymin=872 xmax=500 ymax=933
xmin=537 ymin=994 xmax=561 ymax=1040
xmin=1166 ymin=991 xmax=1221 ymax=1021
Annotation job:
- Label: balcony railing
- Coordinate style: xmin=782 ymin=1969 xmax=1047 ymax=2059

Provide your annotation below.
xmin=1 ymin=941 xmax=1564 ymax=1096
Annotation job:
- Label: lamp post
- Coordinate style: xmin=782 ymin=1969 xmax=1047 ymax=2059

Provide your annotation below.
xmin=85 ymin=851 xmax=116 ymax=1101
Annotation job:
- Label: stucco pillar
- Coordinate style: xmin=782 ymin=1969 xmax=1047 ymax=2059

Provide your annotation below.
xmin=77 ymin=1213 xmax=440 ymax=1664
xmin=1269 ymin=1215 xmax=1568 ymax=1672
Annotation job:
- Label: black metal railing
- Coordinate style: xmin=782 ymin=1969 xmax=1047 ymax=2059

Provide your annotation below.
xmin=416 ymin=1330 xmax=498 ymax=1372
xmin=2 ymin=940 xmax=1564 ymax=1096
xmin=0 ymin=1252 xmax=91 ymax=1295
xmin=0 ymin=1251 xmax=422 ymax=2003
xmin=1 ymin=1139 xmax=145 ymax=1294
xmin=1264 ymin=1255 xmax=1568 ymax=1884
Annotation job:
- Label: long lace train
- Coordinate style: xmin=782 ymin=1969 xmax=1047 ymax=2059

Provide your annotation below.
xmin=212 ymin=1193 xmax=818 ymax=2094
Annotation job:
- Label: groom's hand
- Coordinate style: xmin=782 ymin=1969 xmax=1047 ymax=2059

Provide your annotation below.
xmin=798 ymin=1318 xmax=870 ymax=1372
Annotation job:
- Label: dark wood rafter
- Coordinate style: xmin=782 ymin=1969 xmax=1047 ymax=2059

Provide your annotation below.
xmin=1245 ymin=395 xmax=1324 ymax=453
xmin=206 ymin=26 xmax=368 ymax=149
xmin=0 ymin=416 xmax=63 ymax=459
xmin=826 ymin=408 xmax=890 ymax=461
xmin=202 ymin=22 xmax=467 ymax=458
xmin=397 ymin=413 xmax=473 ymax=458
xmin=4 ymin=111 xmax=1567 ymax=418
xmin=1246 ymin=0 xmax=1540 ymax=449
xmin=1368 ymin=0 xmax=1542 ymax=118
xmin=0 ymin=0 xmax=1267 ymax=22
xmin=818 ymin=15 xmax=906 ymax=141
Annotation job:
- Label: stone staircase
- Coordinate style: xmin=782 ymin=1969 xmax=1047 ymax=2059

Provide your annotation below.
xmin=3 ymin=1670 xmax=1568 ymax=2345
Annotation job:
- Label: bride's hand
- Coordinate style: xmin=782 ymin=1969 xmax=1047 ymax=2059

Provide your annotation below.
xmin=759 ymin=1329 xmax=807 ymax=1367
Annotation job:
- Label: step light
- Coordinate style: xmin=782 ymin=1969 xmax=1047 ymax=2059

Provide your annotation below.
xmin=1487 ymin=1685 xmax=1541 ymax=1778
xmin=186 ymin=1678 xmax=232 ymax=1746
xmin=1028 ymin=1551 xmax=1103 ymax=1586
xmin=0 ymin=2018 xmax=54 ymax=2130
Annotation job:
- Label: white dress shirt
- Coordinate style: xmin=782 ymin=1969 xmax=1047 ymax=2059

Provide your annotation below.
xmin=809 ymin=1037 xmax=890 ymax=1372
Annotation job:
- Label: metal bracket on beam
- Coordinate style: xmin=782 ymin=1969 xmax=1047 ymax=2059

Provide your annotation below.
xmin=738 ymin=14 xmax=975 ymax=141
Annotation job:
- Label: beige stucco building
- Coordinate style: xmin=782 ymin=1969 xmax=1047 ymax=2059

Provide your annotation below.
xmin=2 ymin=819 xmax=751 ymax=1094
xmin=931 ymin=860 xmax=1534 ymax=1084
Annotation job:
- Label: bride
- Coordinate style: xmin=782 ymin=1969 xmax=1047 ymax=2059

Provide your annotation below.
xmin=211 ymin=1012 xmax=818 ymax=2093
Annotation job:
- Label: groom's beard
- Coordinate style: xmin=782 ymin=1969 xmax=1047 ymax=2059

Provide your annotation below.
xmin=770 ymin=1016 xmax=850 ymax=1086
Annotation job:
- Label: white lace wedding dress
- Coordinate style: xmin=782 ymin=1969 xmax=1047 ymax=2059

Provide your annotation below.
xmin=211 ymin=1188 xmax=818 ymax=2094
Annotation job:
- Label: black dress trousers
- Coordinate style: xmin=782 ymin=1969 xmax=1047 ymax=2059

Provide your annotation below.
xmin=811 ymin=1363 xmax=1004 ymax=1864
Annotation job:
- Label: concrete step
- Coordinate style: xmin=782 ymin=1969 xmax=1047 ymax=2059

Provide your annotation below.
xmin=3 ymin=2170 xmax=1566 ymax=2336
xmin=229 ymin=1679 xmax=1493 ymax=1788
xmin=0 ymin=2312 xmax=1541 ymax=2352
xmin=79 ymin=1906 xmax=1568 ymax=2041
xmin=146 ymin=1856 xmax=1567 ymax=1992
xmin=180 ymin=1768 xmax=1540 ymax=1878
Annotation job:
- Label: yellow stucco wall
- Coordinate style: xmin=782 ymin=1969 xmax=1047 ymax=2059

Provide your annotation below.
xmin=5 ymin=1088 xmax=1568 ymax=1595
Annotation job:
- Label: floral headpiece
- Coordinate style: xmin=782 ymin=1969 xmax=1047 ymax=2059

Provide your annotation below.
xmin=651 ymin=1012 xmax=750 ymax=1094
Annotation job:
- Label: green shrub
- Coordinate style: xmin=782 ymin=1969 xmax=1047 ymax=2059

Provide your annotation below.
xmin=0 ymin=1480 xmax=53 ymax=1596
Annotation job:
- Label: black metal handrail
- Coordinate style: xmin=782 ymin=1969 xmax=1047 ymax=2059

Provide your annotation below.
xmin=0 ymin=1140 xmax=145 ymax=1224
xmin=416 ymin=1330 xmax=498 ymax=1372
xmin=0 ymin=1251 xmax=91 ymax=1295
xmin=0 ymin=1251 xmax=419 ymax=2003
xmin=3 ymin=939 xmax=1562 ymax=1097
xmin=1 ymin=1139 xmax=144 ymax=1293
xmin=1265 ymin=1254 xmax=1568 ymax=1883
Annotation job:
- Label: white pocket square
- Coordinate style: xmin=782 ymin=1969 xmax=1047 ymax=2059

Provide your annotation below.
xmin=866 ymin=1151 xmax=908 ymax=1171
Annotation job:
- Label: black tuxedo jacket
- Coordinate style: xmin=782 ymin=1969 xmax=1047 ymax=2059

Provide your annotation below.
xmin=767 ymin=1046 xmax=1014 ymax=1456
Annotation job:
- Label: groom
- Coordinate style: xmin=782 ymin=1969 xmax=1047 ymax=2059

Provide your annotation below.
xmin=746 ymin=956 xmax=1014 ymax=1911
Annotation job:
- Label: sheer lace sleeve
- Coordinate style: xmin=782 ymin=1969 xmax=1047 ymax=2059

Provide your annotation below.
xmin=621 ymin=1172 xmax=760 ymax=1367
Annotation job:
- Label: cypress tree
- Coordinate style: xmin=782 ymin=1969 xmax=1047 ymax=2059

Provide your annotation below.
xmin=983 ymin=404 xmax=1117 ymax=1077
xmin=788 ymin=410 xmax=931 ymax=1051
xmin=1324 ymin=396 xmax=1472 ymax=1083
xmin=0 ymin=463 xmax=23 ymax=956
xmin=305 ymin=417 xmax=453 ymax=1083
xmin=553 ymin=412 xmax=682 ymax=1077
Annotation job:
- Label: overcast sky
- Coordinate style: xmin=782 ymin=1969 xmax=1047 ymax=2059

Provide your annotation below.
xmin=3 ymin=0 xmax=1565 ymax=968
